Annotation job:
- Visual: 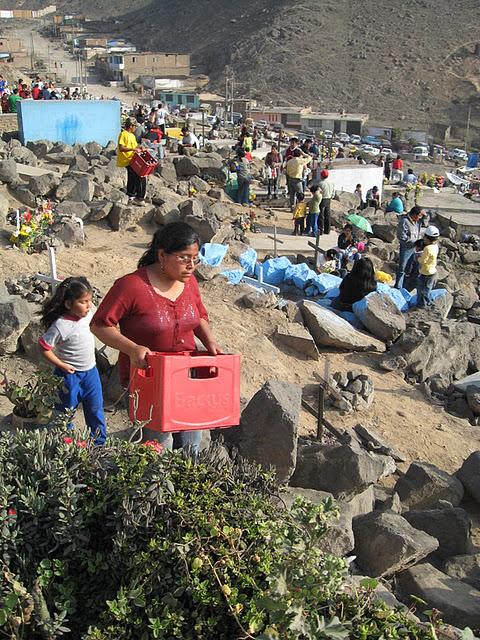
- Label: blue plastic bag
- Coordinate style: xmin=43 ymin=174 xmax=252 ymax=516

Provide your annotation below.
xmin=409 ymin=288 xmax=448 ymax=307
xmin=326 ymin=287 xmax=340 ymax=299
xmin=221 ymin=269 xmax=245 ymax=285
xmin=239 ymin=247 xmax=257 ymax=275
xmin=312 ymin=273 xmax=342 ymax=294
xmin=262 ymin=256 xmax=292 ymax=285
xmin=336 ymin=310 xmax=364 ymax=329
xmin=200 ymin=243 xmax=229 ymax=267
xmin=376 ymin=284 xmax=410 ymax=312
xmin=284 ymin=263 xmax=317 ymax=290
xmin=315 ymin=298 xmax=333 ymax=308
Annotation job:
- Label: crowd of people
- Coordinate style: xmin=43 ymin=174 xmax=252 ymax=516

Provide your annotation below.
xmin=0 ymin=75 xmax=92 ymax=113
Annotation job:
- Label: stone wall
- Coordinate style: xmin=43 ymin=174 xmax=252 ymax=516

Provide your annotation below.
xmin=0 ymin=114 xmax=18 ymax=134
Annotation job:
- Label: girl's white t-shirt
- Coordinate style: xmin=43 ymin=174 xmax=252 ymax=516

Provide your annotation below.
xmin=40 ymin=310 xmax=96 ymax=371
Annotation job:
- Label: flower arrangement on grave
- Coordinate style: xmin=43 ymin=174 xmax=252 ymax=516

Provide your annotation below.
xmin=8 ymin=201 xmax=56 ymax=253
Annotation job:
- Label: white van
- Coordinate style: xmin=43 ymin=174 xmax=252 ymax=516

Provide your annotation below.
xmin=413 ymin=146 xmax=429 ymax=158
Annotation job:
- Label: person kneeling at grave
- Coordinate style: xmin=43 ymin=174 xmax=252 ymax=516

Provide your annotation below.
xmin=331 ymin=257 xmax=377 ymax=312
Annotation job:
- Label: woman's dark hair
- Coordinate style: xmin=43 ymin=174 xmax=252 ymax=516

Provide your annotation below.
xmin=40 ymin=276 xmax=92 ymax=328
xmin=343 ymin=223 xmax=353 ymax=231
xmin=138 ymin=222 xmax=200 ymax=267
xmin=348 ymin=257 xmax=376 ymax=291
xmin=237 ymin=148 xmax=246 ymax=158
xmin=326 ymin=248 xmax=338 ymax=260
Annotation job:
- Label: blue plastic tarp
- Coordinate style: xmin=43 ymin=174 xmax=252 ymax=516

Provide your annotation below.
xmin=221 ymin=269 xmax=245 ymax=285
xmin=375 ymin=283 xmax=410 ymax=312
xmin=284 ymin=263 xmax=317 ymax=290
xmin=200 ymin=243 xmax=229 ymax=267
xmin=315 ymin=298 xmax=333 ymax=308
xmin=336 ymin=310 xmax=364 ymax=330
xmin=326 ymin=287 xmax=340 ymax=299
xmin=261 ymin=256 xmax=292 ymax=285
xmin=240 ymin=247 xmax=257 ymax=275
xmin=311 ymin=273 xmax=342 ymax=295
xmin=409 ymin=288 xmax=448 ymax=307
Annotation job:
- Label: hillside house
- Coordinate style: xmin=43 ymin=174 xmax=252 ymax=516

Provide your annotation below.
xmin=301 ymin=111 xmax=369 ymax=135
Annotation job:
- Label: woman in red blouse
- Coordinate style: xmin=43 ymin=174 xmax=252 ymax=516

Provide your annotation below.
xmin=91 ymin=222 xmax=222 ymax=452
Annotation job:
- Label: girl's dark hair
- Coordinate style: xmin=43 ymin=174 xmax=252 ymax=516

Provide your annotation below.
xmin=326 ymin=248 xmax=338 ymax=260
xmin=40 ymin=276 xmax=92 ymax=328
xmin=350 ymin=257 xmax=376 ymax=290
xmin=138 ymin=222 xmax=200 ymax=267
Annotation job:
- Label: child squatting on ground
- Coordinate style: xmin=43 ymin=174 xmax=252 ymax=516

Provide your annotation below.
xmin=292 ymin=192 xmax=307 ymax=235
xmin=38 ymin=277 xmax=107 ymax=445
xmin=416 ymin=225 xmax=440 ymax=308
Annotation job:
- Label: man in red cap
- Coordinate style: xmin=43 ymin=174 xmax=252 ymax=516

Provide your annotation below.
xmin=318 ymin=169 xmax=335 ymax=235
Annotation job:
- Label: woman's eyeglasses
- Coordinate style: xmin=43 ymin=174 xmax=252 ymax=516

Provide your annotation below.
xmin=167 ymin=253 xmax=201 ymax=265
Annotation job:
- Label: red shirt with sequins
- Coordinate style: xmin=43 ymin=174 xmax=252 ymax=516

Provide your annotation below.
xmin=91 ymin=267 xmax=209 ymax=385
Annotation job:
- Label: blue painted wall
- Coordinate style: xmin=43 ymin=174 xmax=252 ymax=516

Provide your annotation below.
xmin=17 ymin=100 xmax=121 ymax=146
xmin=158 ymin=92 xmax=200 ymax=109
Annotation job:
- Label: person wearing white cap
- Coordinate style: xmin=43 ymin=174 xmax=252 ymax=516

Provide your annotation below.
xmin=416 ymin=225 xmax=439 ymax=308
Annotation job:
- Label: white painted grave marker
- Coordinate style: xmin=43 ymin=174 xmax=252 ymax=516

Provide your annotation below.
xmin=36 ymin=246 xmax=62 ymax=293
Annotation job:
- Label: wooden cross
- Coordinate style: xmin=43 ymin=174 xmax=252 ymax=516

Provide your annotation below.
xmin=266 ymin=224 xmax=284 ymax=258
xmin=307 ymin=230 xmax=321 ymax=267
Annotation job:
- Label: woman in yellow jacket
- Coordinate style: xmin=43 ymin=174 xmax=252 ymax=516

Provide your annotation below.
xmin=117 ymin=118 xmax=146 ymax=206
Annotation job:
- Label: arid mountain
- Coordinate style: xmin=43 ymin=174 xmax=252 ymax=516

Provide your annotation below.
xmin=3 ymin=0 xmax=480 ymax=135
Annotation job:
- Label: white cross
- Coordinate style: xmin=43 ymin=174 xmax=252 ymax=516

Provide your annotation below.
xmin=36 ymin=246 xmax=62 ymax=293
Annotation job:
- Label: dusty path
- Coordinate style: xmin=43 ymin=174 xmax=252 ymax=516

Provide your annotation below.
xmin=11 ymin=23 xmax=140 ymax=105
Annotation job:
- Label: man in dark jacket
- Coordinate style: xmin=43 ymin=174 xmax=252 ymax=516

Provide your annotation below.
xmin=394 ymin=205 xmax=428 ymax=289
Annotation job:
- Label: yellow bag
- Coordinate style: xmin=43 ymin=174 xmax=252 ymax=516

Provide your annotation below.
xmin=375 ymin=270 xmax=394 ymax=285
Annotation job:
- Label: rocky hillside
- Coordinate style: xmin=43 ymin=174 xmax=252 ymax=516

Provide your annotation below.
xmin=3 ymin=0 xmax=480 ymax=132
xmin=116 ymin=0 xmax=480 ymax=133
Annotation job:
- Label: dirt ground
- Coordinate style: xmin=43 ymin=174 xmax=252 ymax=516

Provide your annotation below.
xmin=1 ymin=190 xmax=479 ymax=479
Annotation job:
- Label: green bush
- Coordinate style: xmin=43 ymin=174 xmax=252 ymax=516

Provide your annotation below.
xmin=0 ymin=429 xmax=437 ymax=639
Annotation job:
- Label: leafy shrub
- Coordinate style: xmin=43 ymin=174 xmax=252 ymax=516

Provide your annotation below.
xmin=0 ymin=429 xmax=437 ymax=639
xmin=0 ymin=369 xmax=63 ymax=420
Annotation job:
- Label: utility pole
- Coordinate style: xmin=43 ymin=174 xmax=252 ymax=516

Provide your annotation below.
xmin=30 ymin=32 xmax=35 ymax=71
xmin=224 ymin=66 xmax=235 ymax=124
xmin=465 ymin=104 xmax=472 ymax=152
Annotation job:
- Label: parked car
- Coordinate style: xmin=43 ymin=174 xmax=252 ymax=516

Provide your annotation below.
xmin=322 ymin=129 xmax=333 ymax=140
xmin=361 ymin=135 xmax=382 ymax=147
xmin=413 ymin=145 xmax=429 ymax=158
xmin=350 ymin=134 xmax=362 ymax=145
xmin=380 ymin=147 xmax=394 ymax=157
xmin=336 ymin=132 xmax=350 ymax=143
xmin=360 ymin=144 xmax=380 ymax=156
xmin=254 ymin=120 xmax=268 ymax=129
xmin=448 ymin=148 xmax=468 ymax=161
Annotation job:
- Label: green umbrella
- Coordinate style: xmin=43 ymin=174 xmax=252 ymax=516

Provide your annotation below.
xmin=347 ymin=213 xmax=373 ymax=234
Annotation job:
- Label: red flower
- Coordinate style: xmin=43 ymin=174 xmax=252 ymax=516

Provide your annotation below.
xmin=144 ymin=440 xmax=164 ymax=454
xmin=23 ymin=212 xmax=32 ymax=223
xmin=76 ymin=440 xmax=87 ymax=448
xmin=63 ymin=436 xmax=73 ymax=445
xmin=8 ymin=508 xmax=16 ymax=516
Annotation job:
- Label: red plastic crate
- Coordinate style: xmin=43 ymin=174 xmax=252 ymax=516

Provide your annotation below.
xmin=130 ymin=149 xmax=158 ymax=177
xmin=129 ymin=351 xmax=241 ymax=432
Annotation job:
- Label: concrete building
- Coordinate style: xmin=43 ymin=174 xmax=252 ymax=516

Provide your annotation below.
xmin=123 ymin=53 xmax=191 ymax=85
xmin=154 ymin=91 xmax=200 ymax=109
xmin=0 ymin=5 xmax=56 ymax=18
xmin=247 ymin=106 xmax=311 ymax=129
xmin=301 ymin=111 xmax=369 ymax=135
xmin=0 ymin=36 xmax=30 ymax=66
